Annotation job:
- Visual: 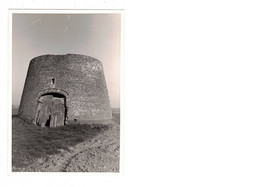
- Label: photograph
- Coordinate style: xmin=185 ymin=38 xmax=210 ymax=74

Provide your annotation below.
xmin=2 ymin=0 xmax=260 ymax=186
xmin=11 ymin=11 xmax=122 ymax=172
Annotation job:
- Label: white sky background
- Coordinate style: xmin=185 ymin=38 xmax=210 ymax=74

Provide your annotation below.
xmin=12 ymin=13 xmax=121 ymax=108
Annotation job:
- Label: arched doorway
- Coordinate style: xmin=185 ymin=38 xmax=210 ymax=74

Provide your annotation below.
xmin=34 ymin=92 xmax=67 ymax=127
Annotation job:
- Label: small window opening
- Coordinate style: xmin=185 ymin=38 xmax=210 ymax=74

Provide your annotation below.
xmin=74 ymin=119 xmax=77 ymax=122
xmin=51 ymin=78 xmax=55 ymax=85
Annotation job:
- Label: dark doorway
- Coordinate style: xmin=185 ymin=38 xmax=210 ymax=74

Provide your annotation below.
xmin=34 ymin=93 xmax=66 ymax=127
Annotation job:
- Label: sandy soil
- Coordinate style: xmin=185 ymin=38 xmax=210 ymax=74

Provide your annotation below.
xmin=12 ymin=112 xmax=120 ymax=172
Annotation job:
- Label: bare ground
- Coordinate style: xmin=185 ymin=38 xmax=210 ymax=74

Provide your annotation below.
xmin=12 ymin=112 xmax=120 ymax=172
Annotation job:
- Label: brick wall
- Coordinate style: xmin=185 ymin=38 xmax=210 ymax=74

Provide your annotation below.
xmin=18 ymin=54 xmax=113 ymax=125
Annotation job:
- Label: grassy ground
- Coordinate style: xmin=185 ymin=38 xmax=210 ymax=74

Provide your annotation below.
xmin=12 ymin=108 xmax=120 ymax=172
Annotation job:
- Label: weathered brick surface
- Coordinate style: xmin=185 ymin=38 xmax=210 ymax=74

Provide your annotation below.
xmin=18 ymin=54 xmax=112 ymax=125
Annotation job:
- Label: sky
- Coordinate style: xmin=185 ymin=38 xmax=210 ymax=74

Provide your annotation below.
xmin=12 ymin=13 xmax=121 ymax=108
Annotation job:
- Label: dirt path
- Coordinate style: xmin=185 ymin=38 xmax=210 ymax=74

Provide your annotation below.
xmin=13 ymin=118 xmax=120 ymax=172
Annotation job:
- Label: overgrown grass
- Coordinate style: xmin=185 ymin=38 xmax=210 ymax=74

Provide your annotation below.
xmin=12 ymin=116 xmax=110 ymax=168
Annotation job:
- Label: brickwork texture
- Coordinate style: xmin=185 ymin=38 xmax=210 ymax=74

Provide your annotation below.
xmin=18 ymin=54 xmax=113 ymax=125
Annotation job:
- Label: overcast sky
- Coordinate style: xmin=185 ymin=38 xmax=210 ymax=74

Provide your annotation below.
xmin=12 ymin=13 xmax=121 ymax=108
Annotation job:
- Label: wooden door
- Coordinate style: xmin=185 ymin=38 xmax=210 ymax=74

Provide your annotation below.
xmin=35 ymin=95 xmax=53 ymax=127
xmin=35 ymin=95 xmax=65 ymax=127
xmin=50 ymin=97 xmax=65 ymax=127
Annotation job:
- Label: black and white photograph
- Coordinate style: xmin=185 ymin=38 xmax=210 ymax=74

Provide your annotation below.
xmin=11 ymin=11 xmax=121 ymax=172
xmin=2 ymin=0 xmax=260 ymax=186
